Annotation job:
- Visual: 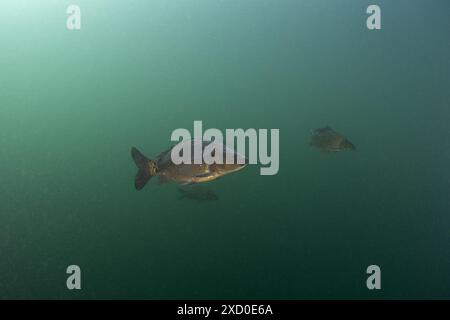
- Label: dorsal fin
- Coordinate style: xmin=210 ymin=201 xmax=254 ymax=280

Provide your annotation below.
xmin=312 ymin=126 xmax=334 ymax=135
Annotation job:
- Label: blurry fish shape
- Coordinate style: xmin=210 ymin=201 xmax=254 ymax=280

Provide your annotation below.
xmin=310 ymin=126 xmax=355 ymax=152
xmin=178 ymin=186 xmax=219 ymax=201
xmin=131 ymin=139 xmax=248 ymax=190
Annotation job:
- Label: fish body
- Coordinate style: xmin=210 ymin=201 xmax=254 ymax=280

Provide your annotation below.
xmin=310 ymin=126 xmax=355 ymax=152
xmin=131 ymin=139 xmax=247 ymax=190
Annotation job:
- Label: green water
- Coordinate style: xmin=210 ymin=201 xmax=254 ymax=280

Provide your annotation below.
xmin=1 ymin=0 xmax=449 ymax=299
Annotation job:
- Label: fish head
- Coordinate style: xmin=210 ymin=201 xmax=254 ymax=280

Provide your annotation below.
xmin=211 ymin=151 xmax=248 ymax=175
xmin=214 ymin=162 xmax=248 ymax=174
xmin=340 ymin=138 xmax=355 ymax=151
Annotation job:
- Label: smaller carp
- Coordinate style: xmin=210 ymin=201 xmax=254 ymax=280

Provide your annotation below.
xmin=310 ymin=126 xmax=355 ymax=152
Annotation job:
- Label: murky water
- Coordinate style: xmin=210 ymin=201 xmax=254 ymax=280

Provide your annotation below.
xmin=1 ymin=0 xmax=449 ymax=299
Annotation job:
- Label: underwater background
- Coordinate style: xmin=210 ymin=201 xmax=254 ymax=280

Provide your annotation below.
xmin=1 ymin=0 xmax=449 ymax=299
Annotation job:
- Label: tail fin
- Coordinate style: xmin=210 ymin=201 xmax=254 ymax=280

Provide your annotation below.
xmin=131 ymin=147 xmax=158 ymax=190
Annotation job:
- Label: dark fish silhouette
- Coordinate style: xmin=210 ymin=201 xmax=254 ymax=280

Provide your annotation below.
xmin=310 ymin=126 xmax=355 ymax=152
xmin=131 ymin=139 xmax=247 ymax=190
xmin=178 ymin=187 xmax=219 ymax=201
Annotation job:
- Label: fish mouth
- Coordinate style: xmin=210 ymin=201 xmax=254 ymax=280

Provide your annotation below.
xmin=240 ymin=158 xmax=250 ymax=168
xmin=232 ymin=163 xmax=248 ymax=172
xmin=224 ymin=162 xmax=248 ymax=174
